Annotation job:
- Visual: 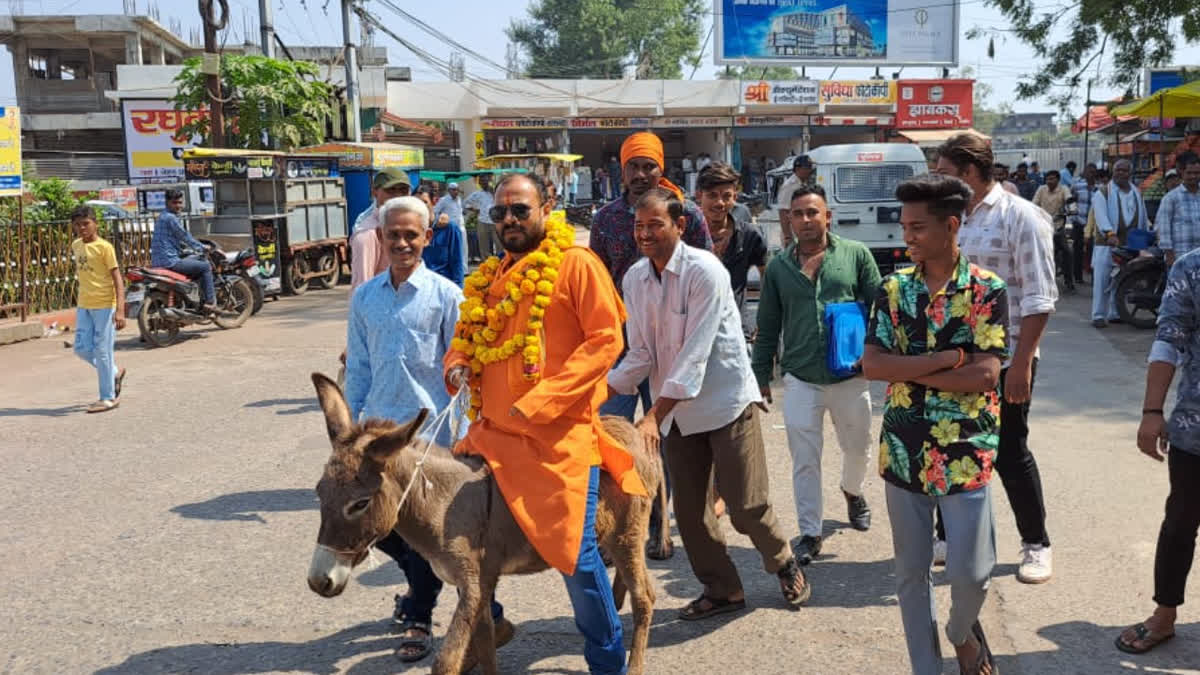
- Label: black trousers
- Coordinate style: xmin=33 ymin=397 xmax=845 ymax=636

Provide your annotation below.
xmin=1155 ymin=448 xmax=1200 ymax=608
xmin=937 ymin=361 xmax=1050 ymax=547
xmin=1072 ymin=230 xmax=1089 ymax=283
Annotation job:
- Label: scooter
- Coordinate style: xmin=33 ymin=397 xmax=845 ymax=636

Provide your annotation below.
xmin=124 ymin=247 xmax=255 ymax=348
xmin=1112 ymin=245 xmax=1167 ymax=329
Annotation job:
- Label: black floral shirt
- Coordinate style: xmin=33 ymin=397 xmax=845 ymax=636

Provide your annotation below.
xmin=866 ymin=256 xmax=1010 ymax=496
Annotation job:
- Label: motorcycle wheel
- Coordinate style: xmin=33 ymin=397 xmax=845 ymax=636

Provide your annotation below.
xmin=213 ymin=278 xmax=255 ymax=329
xmin=138 ymin=292 xmax=180 ymax=348
xmin=1116 ymin=268 xmax=1161 ymax=329
xmin=283 ymin=255 xmax=310 ymax=296
xmin=247 ymin=276 xmax=265 ymax=314
xmin=313 ymin=249 xmax=340 ymax=290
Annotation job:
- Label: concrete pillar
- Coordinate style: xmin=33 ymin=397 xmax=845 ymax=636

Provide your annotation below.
xmin=46 ymin=52 xmax=61 ymax=79
xmin=124 ymin=34 xmax=143 ymax=65
xmin=459 ymin=117 xmax=483 ymax=171
xmin=11 ymin=38 xmax=29 ymax=104
xmin=150 ymin=43 xmax=166 ymax=65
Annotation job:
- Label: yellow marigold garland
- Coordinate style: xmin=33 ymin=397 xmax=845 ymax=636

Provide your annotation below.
xmin=450 ymin=214 xmax=575 ymax=421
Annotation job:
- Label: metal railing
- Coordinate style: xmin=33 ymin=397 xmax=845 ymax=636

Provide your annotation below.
xmin=0 ymin=215 xmax=158 ymax=320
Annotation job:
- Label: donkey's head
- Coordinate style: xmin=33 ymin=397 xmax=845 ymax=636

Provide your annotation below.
xmin=306 ymin=373 xmax=429 ymax=598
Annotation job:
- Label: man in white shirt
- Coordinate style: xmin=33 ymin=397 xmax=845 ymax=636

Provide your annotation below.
xmin=609 ymin=187 xmax=811 ymax=620
xmin=776 ymin=155 xmax=815 ymax=249
xmin=936 ymin=132 xmax=1059 ymax=585
xmin=432 ymin=182 xmax=467 ymax=270
xmin=1092 ymin=159 xmax=1150 ymax=327
xmin=462 ymin=177 xmax=497 ymax=260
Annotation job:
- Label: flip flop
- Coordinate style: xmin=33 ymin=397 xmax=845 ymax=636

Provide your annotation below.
xmin=114 ymin=368 xmax=127 ymax=399
xmin=1115 ymin=622 xmax=1176 ymax=655
xmin=679 ymin=595 xmax=746 ymax=621
xmin=86 ymin=399 xmax=119 ymax=414
xmin=961 ymin=621 xmax=998 ymax=675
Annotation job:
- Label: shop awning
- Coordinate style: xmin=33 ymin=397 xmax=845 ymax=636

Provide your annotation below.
xmin=1111 ymin=81 xmax=1200 ymax=118
xmin=419 ymin=168 xmax=527 ymax=183
xmin=897 ymin=129 xmax=989 ymax=144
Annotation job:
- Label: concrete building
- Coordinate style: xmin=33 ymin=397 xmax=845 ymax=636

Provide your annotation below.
xmin=769 ymin=5 xmax=878 ymax=59
xmin=991 ymin=112 xmax=1058 ymax=147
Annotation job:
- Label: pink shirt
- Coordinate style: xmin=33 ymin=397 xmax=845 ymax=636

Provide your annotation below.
xmin=349 ymin=206 xmax=391 ymax=289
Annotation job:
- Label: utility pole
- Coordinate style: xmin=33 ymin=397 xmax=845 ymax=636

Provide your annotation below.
xmin=1082 ymin=79 xmax=1092 ymax=168
xmin=341 ymin=0 xmax=361 ymax=142
xmin=200 ymin=0 xmax=228 ymax=148
xmin=258 ymin=0 xmax=274 ymax=58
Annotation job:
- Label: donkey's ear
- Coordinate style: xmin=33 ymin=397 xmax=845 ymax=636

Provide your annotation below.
xmin=363 ymin=408 xmax=430 ymax=471
xmin=312 ymin=372 xmax=353 ymax=442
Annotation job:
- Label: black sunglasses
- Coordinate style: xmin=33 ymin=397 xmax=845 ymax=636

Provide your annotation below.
xmin=489 ymin=203 xmax=534 ymax=222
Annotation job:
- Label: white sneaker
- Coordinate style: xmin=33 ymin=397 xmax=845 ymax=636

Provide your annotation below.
xmin=932 ymin=539 xmax=947 ymax=567
xmin=1017 ymin=544 xmax=1053 ymax=584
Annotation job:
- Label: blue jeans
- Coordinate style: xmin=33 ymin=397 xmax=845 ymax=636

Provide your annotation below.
xmin=563 ymin=466 xmax=626 ymax=674
xmin=374 ymin=532 xmax=503 ymax=625
xmin=75 ymin=307 xmax=118 ymax=401
xmin=600 ymin=366 xmax=670 ymax=535
xmin=169 ymin=255 xmax=215 ymax=304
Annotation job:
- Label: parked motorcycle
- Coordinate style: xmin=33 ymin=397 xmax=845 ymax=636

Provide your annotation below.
xmin=124 ymin=248 xmax=255 ymax=348
xmin=1111 ymin=245 xmax=1167 ymax=329
xmin=200 ymin=239 xmax=265 ymax=315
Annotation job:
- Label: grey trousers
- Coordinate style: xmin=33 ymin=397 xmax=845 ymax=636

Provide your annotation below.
xmin=886 ymin=482 xmax=996 ymax=675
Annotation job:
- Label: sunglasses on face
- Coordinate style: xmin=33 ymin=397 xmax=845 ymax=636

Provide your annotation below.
xmin=489 ymin=203 xmax=534 ymax=222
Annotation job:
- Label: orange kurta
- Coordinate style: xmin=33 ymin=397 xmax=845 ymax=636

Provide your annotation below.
xmin=444 ymin=246 xmax=647 ymax=574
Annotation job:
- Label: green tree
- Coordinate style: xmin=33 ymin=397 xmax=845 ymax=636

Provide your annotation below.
xmin=967 ymin=0 xmax=1200 ymax=110
xmin=716 ymin=65 xmax=801 ymax=80
xmin=172 ymin=54 xmax=337 ymax=151
xmin=507 ymin=0 xmax=705 ymax=79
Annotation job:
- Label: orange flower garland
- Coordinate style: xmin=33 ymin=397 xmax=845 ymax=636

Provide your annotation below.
xmin=450 ymin=214 xmax=575 ymax=421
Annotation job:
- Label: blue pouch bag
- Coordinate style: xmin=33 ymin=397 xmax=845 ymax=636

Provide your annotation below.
xmin=824 ymin=301 xmax=868 ymax=378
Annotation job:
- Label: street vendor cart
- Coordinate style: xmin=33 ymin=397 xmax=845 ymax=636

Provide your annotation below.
xmin=298 ymin=141 xmax=424 ymax=227
xmin=182 ymin=148 xmax=347 ymax=296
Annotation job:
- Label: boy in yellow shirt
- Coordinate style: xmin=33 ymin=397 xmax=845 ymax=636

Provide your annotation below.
xmin=70 ymin=205 xmax=126 ymax=413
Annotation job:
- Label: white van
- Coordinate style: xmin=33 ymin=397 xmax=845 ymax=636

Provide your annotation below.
xmin=808 ymin=143 xmax=929 ymax=271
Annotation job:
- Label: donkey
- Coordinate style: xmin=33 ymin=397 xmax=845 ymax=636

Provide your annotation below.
xmin=305 ymin=373 xmax=666 ymax=675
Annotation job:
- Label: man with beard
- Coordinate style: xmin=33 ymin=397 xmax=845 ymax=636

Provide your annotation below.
xmin=445 ymin=173 xmax=645 ymax=674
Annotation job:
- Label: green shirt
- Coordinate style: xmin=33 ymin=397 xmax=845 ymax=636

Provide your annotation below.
xmin=752 ymin=233 xmax=882 ymax=387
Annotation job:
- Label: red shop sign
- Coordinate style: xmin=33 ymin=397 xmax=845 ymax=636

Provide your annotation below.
xmin=895 ymin=80 xmax=974 ymax=129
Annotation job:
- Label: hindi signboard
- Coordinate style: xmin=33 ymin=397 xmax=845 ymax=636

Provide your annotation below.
xmin=818 ymin=80 xmax=896 ymax=106
xmin=122 ymin=99 xmax=204 ymax=184
xmin=895 ymin=79 xmax=973 ymax=129
xmin=0 ymin=107 xmax=20 ymax=197
xmin=740 ymin=80 xmax=821 ymax=106
xmin=716 ymin=0 xmax=959 ymax=67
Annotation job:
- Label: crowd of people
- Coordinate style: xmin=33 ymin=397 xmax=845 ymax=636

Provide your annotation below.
xmin=47 ymin=124 xmax=1167 ymax=674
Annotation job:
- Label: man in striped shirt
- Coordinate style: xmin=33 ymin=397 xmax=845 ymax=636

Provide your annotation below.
xmin=1159 ymin=157 xmax=1200 ymax=268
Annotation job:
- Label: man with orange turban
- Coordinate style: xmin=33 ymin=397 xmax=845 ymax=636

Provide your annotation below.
xmin=589 ymin=131 xmax=713 ymax=560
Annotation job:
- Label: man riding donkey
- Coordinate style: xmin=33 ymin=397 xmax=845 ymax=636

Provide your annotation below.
xmin=445 ymin=172 xmax=649 ymax=674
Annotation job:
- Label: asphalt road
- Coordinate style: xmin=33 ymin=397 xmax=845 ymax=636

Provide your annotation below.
xmin=1 ymin=269 xmax=1198 ymax=674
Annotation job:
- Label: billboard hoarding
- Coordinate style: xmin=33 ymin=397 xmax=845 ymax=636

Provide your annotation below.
xmin=122 ymin=99 xmax=204 ymax=185
xmin=895 ymin=80 xmax=973 ymax=129
xmin=716 ymin=0 xmax=959 ymax=67
xmin=0 ymin=107 xmax=20 ymax=197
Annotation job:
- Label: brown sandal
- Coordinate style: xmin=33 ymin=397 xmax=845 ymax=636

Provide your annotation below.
xmin=679 ymin=595 xmax=746 ymax=621
xmin=778 ymin=559 xmax=811 ymax=607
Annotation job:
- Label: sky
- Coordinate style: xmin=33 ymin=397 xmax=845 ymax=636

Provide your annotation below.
xmin=2 ymin=0 xmax=1200 ymax=117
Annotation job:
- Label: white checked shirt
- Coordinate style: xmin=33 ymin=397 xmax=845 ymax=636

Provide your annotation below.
xmin=608 ymin=241 xmax=761 ymax=435
xmin=958 ymin=182 xmax=1059 ymax=366
xmin=1158 ymin=185 xmax=1200 ymax=257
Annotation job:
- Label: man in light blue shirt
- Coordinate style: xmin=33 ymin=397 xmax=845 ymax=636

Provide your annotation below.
xmin=344 ymin=195 xmax=510 ymax=664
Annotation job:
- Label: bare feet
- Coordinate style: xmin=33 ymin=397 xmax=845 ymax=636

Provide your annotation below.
xmin=713 ymin=495 xmax=726 ymax=519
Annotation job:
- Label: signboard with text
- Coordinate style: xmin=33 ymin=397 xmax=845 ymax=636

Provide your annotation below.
xmin=895 ymin=79 xmax=973 ymax=129
xmin=716 ymin=0 xmax=960 ymax=67
xmin=0 ymin=107 xmax=20 ymax=197
xmin=740 ymin=80 xmax=820 ymax=106
xmin=819 ymin=80 xmax=896 ymax=105
xmin=122 ymin=99 xmax=205 ymax=184
xmin=568 ymin=117 xmax=653 ymax=130
xmin=481 ymin=118 xmax=567 ymax=130
xmin=734 ymin=114 xmax=812 ymax=126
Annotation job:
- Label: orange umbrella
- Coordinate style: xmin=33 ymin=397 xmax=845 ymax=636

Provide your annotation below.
xmin=1072 ymin=104 xmax=1138 ymax=133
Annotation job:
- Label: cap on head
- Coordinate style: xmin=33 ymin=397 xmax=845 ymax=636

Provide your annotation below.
xmin=373 ymin=168 xmax=411 ymax=190
xmin=793 ymin=155 xmax=813 ymax=169
xmin=448 ymin=182 xmax=459 ymax=190
xmin=1166 ymin=168 xmax=1180 ymax=179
